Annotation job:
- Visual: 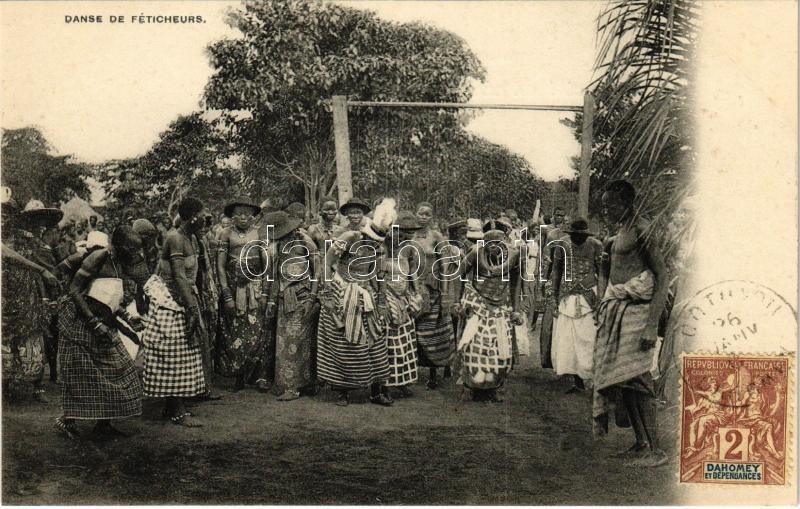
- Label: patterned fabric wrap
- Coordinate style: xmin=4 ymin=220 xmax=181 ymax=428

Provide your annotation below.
xmin=2 ymin=237 xmax=46 ymax=383
xmin=458 ymin=283 xmax=514 ymax=389
xmin=57 ymin=299 xmax=142 ymax=419
xmin=415 ymin=294 xmax=455 ymax=367
xmin=336 ymin=273 xmax=383 ymax=346
xmin=274 ymin=282 xmax=317 ymax=392
xmin=385 ymin=318 xmax=418 ymax=387
xmin=141 ymin=275 xmax=206 ymax=398
xmin=592 ymin=271 xmax=656 ymax=423
xmin=316 ymin=275 xmax=389 ymax=389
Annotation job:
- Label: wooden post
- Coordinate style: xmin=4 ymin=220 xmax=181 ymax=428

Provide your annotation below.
xmin=578 ymin=92 xmax=594 ymax=218
xmin=331 ymin=95 xmax=353 ymax=205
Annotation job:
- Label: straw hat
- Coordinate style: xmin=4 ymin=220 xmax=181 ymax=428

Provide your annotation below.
xmin=223 ymin=196 xmax=261 ymax=218
xmin=20 ymin=199 xmax=64 ymax=226
xmin=261 ymin=211 xmax=302 ymax=241
xmin=339 ymin=197 xmax=371 ymax=215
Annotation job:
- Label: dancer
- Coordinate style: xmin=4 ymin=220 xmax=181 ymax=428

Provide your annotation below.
xmin=382 ymin=211 xmax=424 ymax=398
xmin=216 ymin=196 xmax=272 ymax=392
xmin=412 ymin=202 xmax=455 ymax=389
xmin=593 ymin=180 xmax=669 ymax=467
xmin=316 ymin=198 xmax=393 ymax=407
xmin=457 ymin=220 xmax=524 ymax=402
xmin=265 ymin=211 xmax=321 ymax=401
xmin=141 ymin=198 xmax=208 ymax=427
xmin=551 ymin=218 xmax=602 ymax=393
xmin=54 ymin=226 xmax=149 ymax=439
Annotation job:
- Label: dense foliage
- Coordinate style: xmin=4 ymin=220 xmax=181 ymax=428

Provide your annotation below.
xmin=202 ymin=0 xmax=544 ymax=218
xmin=1 ymin=128 xmax=90 ymax=207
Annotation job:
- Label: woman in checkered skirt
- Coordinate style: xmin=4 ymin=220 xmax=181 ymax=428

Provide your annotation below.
xmin=141 ymin=198 xmax=207 ymax=427
xmin=456 ymin=220 xmax=525 ymax=403
xmin=381 ymin=211 xmax=424 ymax=399
xmin=54 ymin=226 xmax=150 ymax=439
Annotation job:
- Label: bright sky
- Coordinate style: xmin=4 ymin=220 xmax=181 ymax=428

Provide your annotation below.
xmin=1 ymin=1 xmax=602 ymax=181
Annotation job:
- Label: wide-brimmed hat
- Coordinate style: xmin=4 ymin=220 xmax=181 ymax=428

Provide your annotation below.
xmin=446 ymin=219 xmax=467 ymax=233
xmin=224 ymin=196 xmax=261 ymax=218
xmin=339 ymin=197 xmax=370 ymax=215
xmin=465 ymin=218 xmax=484 ymax=240
xmin=395 ymin=210 xmax=422 ymax=231
xmin=563 ymin=217 xmax=594 ymax=235
xmin=261 ymin=211 xmax=302 ymax=241
xmin=20 ymin=199 xmax=64 ymax=226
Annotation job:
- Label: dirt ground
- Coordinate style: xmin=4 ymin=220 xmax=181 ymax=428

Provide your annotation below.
xmin=3 ymin=327 xmax=677 ymax=505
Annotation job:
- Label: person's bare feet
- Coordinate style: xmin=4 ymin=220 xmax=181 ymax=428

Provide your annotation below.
xmin=625 ymin=449 xmax=668 ymax=468
xmin=171 ymin=412 xmax=203 ymax=427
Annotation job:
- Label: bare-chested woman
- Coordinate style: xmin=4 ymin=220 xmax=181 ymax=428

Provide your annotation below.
xmin=412 ymin=202 xmax=454 ymax=389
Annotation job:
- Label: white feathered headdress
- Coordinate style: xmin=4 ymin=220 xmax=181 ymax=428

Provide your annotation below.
xmin=362 ymin=198 xmax=397 ymax=241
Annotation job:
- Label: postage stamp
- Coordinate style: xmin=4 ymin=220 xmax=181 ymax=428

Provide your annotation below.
xmin=679 ymin=353 xmax=793 ymax=485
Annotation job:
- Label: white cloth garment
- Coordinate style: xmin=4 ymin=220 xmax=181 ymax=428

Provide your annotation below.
xmin=552 ymin=293 xmax=596 ymax=380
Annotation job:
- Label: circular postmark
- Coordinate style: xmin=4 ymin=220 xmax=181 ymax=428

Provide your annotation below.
xmin=669 ymin=280 xmax=797 ymax=357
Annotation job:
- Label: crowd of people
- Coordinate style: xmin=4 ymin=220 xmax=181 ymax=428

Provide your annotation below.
xmin=1 ymin=179 xmax=669 ymax=468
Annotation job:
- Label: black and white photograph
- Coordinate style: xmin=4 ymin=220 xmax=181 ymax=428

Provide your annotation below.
xmin=0 ymin=0 xmax=796 ymax=505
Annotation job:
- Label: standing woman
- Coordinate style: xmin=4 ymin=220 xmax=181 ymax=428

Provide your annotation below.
xmin=54 ymin=226 xmax=149 ymax=438
xmin=263 ymin=211 xmax=321 ymax=401
xmin=316 ymin=198 xmax=393 ymax=407
xmin=216 ymin=197 xmax=271 ymax=392
xmin=382 ymin=211 xmax=424 ymax=398
xmin=412 ymin=202 xmax=455 ymax=389
xmin=141 ymin=198 xmax=208 ymax=427
xmin=458 ymin=220 xmax=524 ymax=402
xmin=307 ymin=197 xmax=343 ymax=253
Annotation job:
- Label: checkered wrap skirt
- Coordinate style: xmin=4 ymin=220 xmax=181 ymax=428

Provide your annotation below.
xmin=57 ymin=300 xmax=142 ymax=420
xmin=385 ymin=319 xmax=418 ymax=387
xmin=142 ymin=307 xmax=206 ymax=398
xmin=459 ymin=285 xmax=514 ymax=390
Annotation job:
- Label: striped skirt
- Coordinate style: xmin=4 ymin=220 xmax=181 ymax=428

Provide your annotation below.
xmin=316 ymin=280 xmax=389 ymax=390
xmin=385 ymin=319 xmax=418 ymax=387
xmin=142 ymin=307 xmax=206 ymax=398
xmin=415 ymin=295 xmax=454 ymax=367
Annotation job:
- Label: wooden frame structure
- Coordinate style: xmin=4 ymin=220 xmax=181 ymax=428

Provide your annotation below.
xmin=331 ymin=94 xmax=594 ymax=216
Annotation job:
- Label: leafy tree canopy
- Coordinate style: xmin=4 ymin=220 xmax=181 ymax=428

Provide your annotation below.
xmin=1 ymin=127 xmax=90 ymax=207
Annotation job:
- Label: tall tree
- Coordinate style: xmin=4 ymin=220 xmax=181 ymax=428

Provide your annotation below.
xmin=1 ymin=127 xmax=90 ymax=206
xmin=203 ymin=0 xmax=487 ymax=214
xmin=95 ymin=113 xmax=236 ymax=217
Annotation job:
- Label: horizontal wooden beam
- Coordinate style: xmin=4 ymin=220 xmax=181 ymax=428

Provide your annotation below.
xmin=344 ymin=100 xmax=582 ymax=112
